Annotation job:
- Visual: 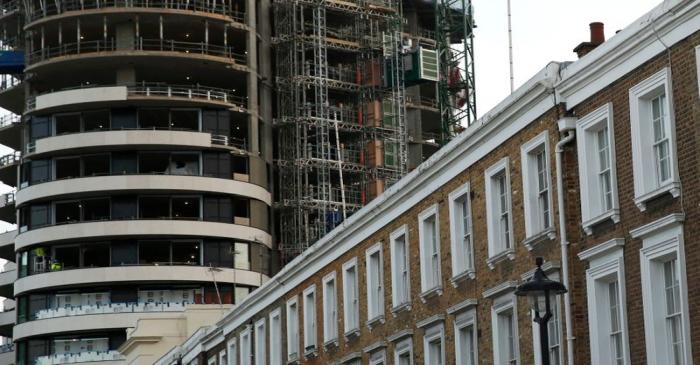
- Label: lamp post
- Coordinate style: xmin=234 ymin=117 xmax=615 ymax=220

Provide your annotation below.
xmin=515 ymin=257 xmax=567 ymax=365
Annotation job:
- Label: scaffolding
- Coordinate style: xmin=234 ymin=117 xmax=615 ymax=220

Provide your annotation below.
xmin=274 ymin=0 xmax=406 ymax=262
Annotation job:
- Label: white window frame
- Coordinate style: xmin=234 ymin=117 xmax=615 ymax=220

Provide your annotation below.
xmin=366 ymin=242 xmax=385 ymax=324
xmin=485 ymin=157 xmax=515 ymax=268
xmin=302 ymin=285 xmax=317 ymax=355
xmin=448 ymin=182 xmax=475 ymax=283
xmin=520 ymin=131 xmax=555 ymax=247
xmin=285 ymin=297 xmax=299 ymax=362
xmin=578 ymin=238 xmax=630 ymax=365
xmin=369 ymin=350 xmax=386 ymax=365
xmin=268 ymin=308 xmax=282 ymax=365
xmin=342 ymin=257 xmax=360 ymax=337
xmin=390 ymin=225 xmax=411 ymax=311
xmin=418 ymin=203 xmax=442 ymax=298
xmin=633 ymin=216 xmax=692 ymax=364
xmin=322 ymin=272 xmax=338 ymax=345
xmin=227 ymin=338 xmax=237 ymax=365
xmin=696 ymin=46 xmax=700 ymax=93
xmin=254 ymin=319 xmax=265 ymax=365
xmin=576 ymin=103 xmax=621 ymax=234
xmin=219 ymin=350 xmax=226 ymax=365
xmin=530 ymin=272 xmax=564 ymax=365
xmin=491 ymin=293 xmax=519 ymax=365
xmin=423 ymin=324 xmax=445 ymax=365
xmin=454 ymin=308 xmax=478 ymax=365
xmin=394 ymin=338 xmax=413 ymax=365
xmin=239 ymin=327 xmax=252 ymax=365
xmin=208 ymin=356 xmax=216 ymax=365
xmin=629 ymin=67 xmax=680 ymax=211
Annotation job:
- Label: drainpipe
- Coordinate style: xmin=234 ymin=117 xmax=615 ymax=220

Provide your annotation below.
xmin=555 ymin=120 xmax=575 ymax=365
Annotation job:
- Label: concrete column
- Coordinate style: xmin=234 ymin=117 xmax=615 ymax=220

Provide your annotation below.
xmin=115 ymin=22 xmax=134 ymax=50
xmin=246 ymin=0 xmax=259 ymax=155
xmin=258 ymin=0 xmax=273 ymax=164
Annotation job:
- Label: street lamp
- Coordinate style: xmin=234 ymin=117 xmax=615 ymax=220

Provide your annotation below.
xmin=515 ymin=257 xmax=567 ymax=365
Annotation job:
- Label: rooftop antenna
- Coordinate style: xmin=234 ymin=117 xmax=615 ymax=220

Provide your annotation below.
xmin=507 ymin=0 xmax=514 ymax=93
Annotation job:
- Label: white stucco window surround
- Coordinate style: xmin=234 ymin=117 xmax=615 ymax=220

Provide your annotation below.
xmin=226 ymin=338 xmax=236 ymax=365
xmin=390 ymin=225 xmax=411 ymax=312
xmin=269 ymin=308 xmax=282 ymax=365
xmin=254 ymin=319 xmax=266 ymax=365
xmin=422 ymin=323 xmax=445 ymax=365
xmin=632 ymin=214 xmax=693 ymax=365
xmin=485 ymin=157 xmax=515 ymax=269
xmin=418 ymin=203 xmax=443 ymax=300
xmin=576 ymin=103 xmax=621 ymax=234
xmin=322 ymin=272 xmax=338 ymax=346
xmin=520 ymin=131 xmax=555 ymax=249
xmin=578 ymin=238 xmax=630 ymax=365
xmin=695 ymin=46 xmax=700 ymax=93
xmin=448 ymin=182 xmax=475 ymax=284
xmin=490 ymin=292 xmax=519 ymax=365
xmin=302 ymin=285 xmax=317 ymax=356
xmin=365 ymin=242 xmax=385 ymax=327
xmin=342 ymin=257 xmax=360 ymax=338
xmin=286 ymin=296 xmax=299 ymax=362
xmin=629 ymin=67 xmax=680 ymax=211
xmin=449 ymin=302 xmax=478 ymax=365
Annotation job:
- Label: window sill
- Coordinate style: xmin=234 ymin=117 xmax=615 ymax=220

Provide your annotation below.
xmin=287 ymin=354 xmax=299 ymax=365
xmin=634 ymin=181 xmax=681 ymax=211
xmin=522 ymin=227 xmax=556 ymax=250
xmin=343 ymin=328 xmax=360 ymax=341
xmin=486 ymin=249 xmax=515 ymax=270
xmin=323 ymin=339 xmax=338 ymax=350
xmin=419 ymin=286 xmax=443 ymax=303
xmin=449 ymin=270 xmax=475 ymax=288
xmin=303 ymin=346 xmax=317 ymax=358
xmin=391 ymin=302 xmax=412 ymax=317
xmin=582 ymin=209 xmax=620 ymax=235
xmin=366 ymin=315 xmax=385 ymax=330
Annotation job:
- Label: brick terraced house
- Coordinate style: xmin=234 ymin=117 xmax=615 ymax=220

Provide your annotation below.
xmin=155 ymin=1 xmax=700 ymax=364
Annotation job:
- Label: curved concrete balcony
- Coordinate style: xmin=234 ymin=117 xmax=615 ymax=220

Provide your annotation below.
xmin=0 ymin=151 xmax=19 ymax=186
xmin=0 ymin=344 xmax=13 ymax=365
xmin=0 ymin=76 xmax=24 ymax=115
xmin=15 ymin=219 xmax=271 ymax=251
xmin=26 ymin=84 xmax=246 ymax=114
xmin=25 ymin=129 xmax=247 ymax=158
xmin=0 ymin=114 xmax=21 ymax=150
xmin=26 ymin=39 xmax=248 ymax=73
xmin=16 ymin=175 xmax=271 ymax=206
xmin=0 ymin=192 xmax=15 ymax=223
xmin=0 ymin=229 xmax=15 ymax=262
xmin=35 ymin=350 xmax=125 ymax=365
xmin=14 ymin=265 xmax=267 ymax=296
xmin=26 ymin=0 xmax=245 ymax=29
xmin=0 ymin=265 xmax=15 ymax=298
xmin=0 ymin=308 xmax=14 ymax=337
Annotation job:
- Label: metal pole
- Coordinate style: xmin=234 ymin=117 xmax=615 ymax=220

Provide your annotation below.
xmin=507 ymin=0 xmax=514 ymax=93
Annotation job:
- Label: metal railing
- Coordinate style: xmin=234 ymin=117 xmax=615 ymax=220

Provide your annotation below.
xmin=27 ymin=82 xmax=246 ymax=111
xmin=304 ymin=63 xmax=357 ymax=84
xmin=0 ymin=192 xmax=14 ymax=208
xmin=405 ymin=95 xmax=438 ymax=109
xmin=0 ymin=343 xmax=12 ymax=354
xmin=27 ymin=0 xmax=245 ymax=23
xmin=211 ymin=134 xmax=247 ymax=150
xmin=0 ymin=0 xmax=18 ymax=16
xmin=0 ymin=114 xmax=20 ymax=129
xmin=0 ymin=74 xmax=20 ymax=91
xmin=34 ymin=301 xmax=189 ymax=320
xmin=0 ymin=151 xmax=20 ymax=168
xmin=35 ymin=350 xmax=125 ymax=365
xmin=28 ymin=38 xmax=246 ymax=65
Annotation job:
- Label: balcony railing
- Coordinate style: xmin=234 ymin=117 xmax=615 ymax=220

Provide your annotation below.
xmin=34 ymin=301 xmax=189 ymax=320
xmin=28 ymin=38 xmax=246 ymax=65
xmin=0 ymin=193 xmax=14 ymax=208
xmin=0 ymin=151 xmax=20 ymax=168
xmin=211 ymin=134 xmax=247 ymax=150
xmin=35 ymin=350 xmax=125 ymax=365
xmin=27 ymin=0 xmax=245 ymax=23
xmin=0 ymin=0 xmax=18 ymax=16
xmin=0 ymin=114 xmax=20 ymax=129
xmin=0 ymin=74 xmax=20 ymax=91
xmin=0 ymin=343 xmax=13 ymax=353
xmin=26 ymin=82 xmax=246 ymax=111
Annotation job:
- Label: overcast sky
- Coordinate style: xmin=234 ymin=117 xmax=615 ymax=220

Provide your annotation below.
xmin=473 ymin=0 xmax=660 ymax=116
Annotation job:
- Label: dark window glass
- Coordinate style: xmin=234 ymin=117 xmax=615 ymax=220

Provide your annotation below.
xmin=170 ymin=109 xmax=199 ymax=130
xmin=55 ymin=201 xmax=80 ymax=224
xmin=53 ymin=245 xmax=80 ymax=269
xmin=233 ymin=155 xmax=248 ymax=174
xmin=138 ymin=109 xmax=169 ymax=129
xmin=234 ymin=198 xmax=249 ymax=218
xmin=54 ymin=113 xmax=81 ymax=135
xmin=111 ymin=288 xmax=138 ymax=304
xmin=82 ymin=244 xmax=110 ymax=267
xmin=111 ymin=152 xmax=137 ymax=174
xmin=139 ymin=197 xmax=169 ymax=218
xmin=82 ymin=198 xmax=110 ymax=221
xmin=28 ymin=294 xmax=49 ymax=320
xmin=172 ymin=197 xmax=199 ymax=219
xmin=111 ymin=196 xmax=137 ymax=220
xmin=172 ymin=241 xmax=200 ymax=265
xmin=203 ymin=241 xmax=233 ymax=268
xmin=111 ymin=242 xmax=137 ymax=266
xmin=112 ymin=108 xmax=137 ymax=129
xmin=201 ymin=110 xmax=218 ymax=135
xmin=83 ymin=154 xmax=110 ymax=176
xmin=30 ymin=159 xmax=51 ymax=184
xmin=170 ymin=153 xmax=199 ymax=175
xmin=202 ymin=152 xmax=220 ymax=178
xmin=138 ymin=152 xmax=169 ymax=174
xmin=27 ymin=339 xmax=49 ymax=364
xmin=29 ymin=204 xmax=49 ymax=228
xmin=83 ymin=110 xmax=110 ymax=131
xmin=55 ymin=157 xmax=80 ymax=180
xmin=29 ymin=116 xmax=50 ymax=141
xmin=138 ymin=241 xmax=170 ymax=265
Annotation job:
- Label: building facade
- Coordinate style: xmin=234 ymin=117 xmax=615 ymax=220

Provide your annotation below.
xmin=159 ymin=1 xmax=700 ymax=364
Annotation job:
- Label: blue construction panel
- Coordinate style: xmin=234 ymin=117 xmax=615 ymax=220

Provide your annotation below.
xmin=0 ymin=51 xmax=24 ymax=74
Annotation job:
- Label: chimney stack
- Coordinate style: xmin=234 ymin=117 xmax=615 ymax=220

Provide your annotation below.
xmin=574 ymin=22 xmax=606 ymax=58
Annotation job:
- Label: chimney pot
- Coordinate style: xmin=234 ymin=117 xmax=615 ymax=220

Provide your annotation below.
xmin=590 ymin=22 xmax=605 ymax=44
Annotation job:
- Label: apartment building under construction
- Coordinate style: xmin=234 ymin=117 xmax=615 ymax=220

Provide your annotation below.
xmin=0 ymin=0 xmax=474 ymax=363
